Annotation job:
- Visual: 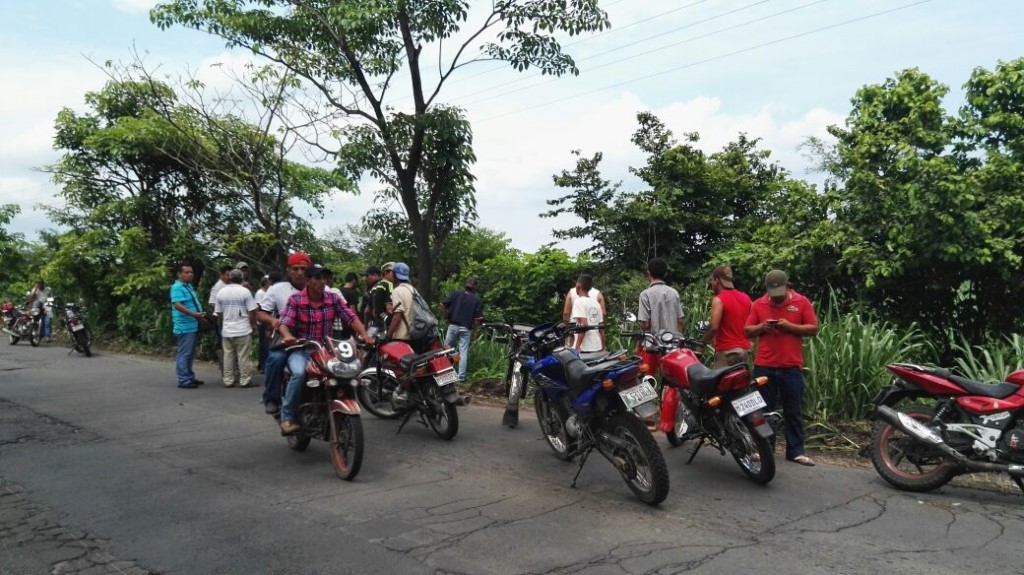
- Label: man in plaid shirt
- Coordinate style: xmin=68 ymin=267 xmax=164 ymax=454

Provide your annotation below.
xmin=275 ymin=264 xmax=374 ymax=435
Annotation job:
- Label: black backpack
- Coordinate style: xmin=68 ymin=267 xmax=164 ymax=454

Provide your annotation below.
xmin=398 ymin=284 xmax=438 ymax=341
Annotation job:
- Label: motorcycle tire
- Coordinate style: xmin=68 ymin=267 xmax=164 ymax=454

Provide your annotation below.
xmin=329 ymin=412 xmax=364 ymax=481
xmin=606 ymin=413 xmax=670 ymax=506
xmin=534 ymin=393 xmax=577 ymax=461
xmin=870 ymin=404 xmax=958 ymax=492
xmin=424 ymin=384 xmax=459 ymax=440
xmin=724 ymin=412 xmax=775 ymax=484
xmin=29 ymin=323 xmax=40 ymax=347
xmin=356 ymin=372 xmax=402 ymax=419
xmin=74 ymin=329 xmax=92 ymax=357
xmin=287 ymin=432 xmax=312 ymax=452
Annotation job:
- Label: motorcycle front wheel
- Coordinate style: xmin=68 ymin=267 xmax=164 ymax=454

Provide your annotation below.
xmin=29 ymin=322 xmax=40 ymax=347
xmin=870 ymin=404 xmax=958 ymax=492
xmin=534 ymin=393 xmax=577 ymax=461
xmin=423 ymin=383 xmax=459 ymax=440
xmin=356 ymin=372 xmax=402 ymax=419
xmin=606 ymin=413 xmax=670 ymax=506
xmin=724 ymin=412 xmax=775 ymax=484
xmin=329 ymin=412 xmax=363 ymax=481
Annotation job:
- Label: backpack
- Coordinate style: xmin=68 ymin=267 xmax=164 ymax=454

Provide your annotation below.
xmin=398 ymin=283 xmax=438 ymax=341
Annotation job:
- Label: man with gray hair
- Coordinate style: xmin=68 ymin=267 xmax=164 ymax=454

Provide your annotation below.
xmin=215 ymin=269 xmax=258 ymax=388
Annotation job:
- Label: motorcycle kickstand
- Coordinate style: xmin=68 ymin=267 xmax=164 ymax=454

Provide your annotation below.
xmin=395 ymin=409 xmax=417 ymax=435
xmin=686 ymin=437 xmax=706 ymax=464
xmin=570 ymin=447 xmax=593 ymax=489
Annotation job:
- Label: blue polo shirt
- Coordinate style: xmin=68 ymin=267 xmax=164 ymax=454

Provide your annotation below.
xmin=170 ymin=280 xmax=201 ymax=335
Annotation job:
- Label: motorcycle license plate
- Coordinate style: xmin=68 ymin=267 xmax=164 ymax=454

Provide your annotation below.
xmin=435 ymin=370 xmax=459 ymax=387
xmin=618 ymin=380 xmax=658 ymax=410
xmin=71 ymin=323 xmax=85 ymax=332
xmin=731 ymin=391 xmax=767 ymax=417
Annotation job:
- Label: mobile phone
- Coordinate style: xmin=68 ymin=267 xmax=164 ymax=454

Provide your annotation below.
xmin=766 ymin=319 xmax=779 ymax=325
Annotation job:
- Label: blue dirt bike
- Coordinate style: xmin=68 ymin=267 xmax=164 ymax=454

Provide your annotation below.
xmin=514 ymin=321 xmax=670 ymax=505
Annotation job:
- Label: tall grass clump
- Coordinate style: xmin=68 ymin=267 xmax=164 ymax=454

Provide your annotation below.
xmin=950 ymin=333 xmax=1024 ymax=382
xmin=804 ymin=307 xmax=933 ymax=424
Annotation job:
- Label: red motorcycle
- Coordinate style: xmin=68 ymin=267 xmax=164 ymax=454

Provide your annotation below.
xmin=624 ymin=322 xmax=776 ymax=485
xmin=872 ymin=363 xmax=1024 ymax=492
xmin=275 ymin=337 xmax=364 ymax=480
xmin=355 ymin=338 xmax=463 ymax=440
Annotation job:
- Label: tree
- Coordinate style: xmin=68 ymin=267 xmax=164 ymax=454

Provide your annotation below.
xmin=151 ymin=0 xmax=611 ymax=300
xmin=0 ymin=205 xmax=29 ymax=294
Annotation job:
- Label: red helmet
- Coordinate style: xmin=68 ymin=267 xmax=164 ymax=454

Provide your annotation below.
xmin=1 ymin=302 xmax=12 ymax=312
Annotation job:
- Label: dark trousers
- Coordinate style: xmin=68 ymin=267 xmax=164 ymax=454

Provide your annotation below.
xmin=257 ymin=324 xmax=269 ymax=371
xmin=754 ymin=366 xmax=806 ymax=460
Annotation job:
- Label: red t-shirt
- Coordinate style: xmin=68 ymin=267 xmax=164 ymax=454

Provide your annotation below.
xmin=714 ymin=288 xmax=752 ymax=351
xmin=746 ymin=290 xmax=817 ymax=368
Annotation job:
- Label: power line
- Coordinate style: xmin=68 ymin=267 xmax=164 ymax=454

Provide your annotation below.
xmin=475 ymin=0 xmax=934 ymax=124
xmin=459 ymin=0 xmax=821 ymax=106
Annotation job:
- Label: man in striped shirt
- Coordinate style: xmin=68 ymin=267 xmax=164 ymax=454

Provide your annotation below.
xmin=274 ymin=264 xmax=374 ymax=435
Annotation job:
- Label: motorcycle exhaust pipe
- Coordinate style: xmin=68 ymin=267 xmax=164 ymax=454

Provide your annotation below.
xmin=876 ymin=405 xmax=1024 ymax=478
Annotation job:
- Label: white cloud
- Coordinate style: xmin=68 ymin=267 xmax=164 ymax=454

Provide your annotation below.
xmin=112 ymin=0 xmax=157 ymax=14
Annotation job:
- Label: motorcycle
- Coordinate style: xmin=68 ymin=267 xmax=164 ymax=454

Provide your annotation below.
xmin=355 ymin=336 xmax=463 ymax=440
xmin=517 ymin=321 xmax=670 ymax=505
xmin=2 ymin=303 xmax=43 ymax=347
xmin=482 ymin=321 xmax=626 ymax=429
xmin=622 ymin=316 xmax=776 ymax=485
xmin=61 ymin=300 xmax=92 ymax=357
xmin=273 ymin=337 xmax=365 ymax=480
xmin=871 ymin=363 xmax=1024 ymax=493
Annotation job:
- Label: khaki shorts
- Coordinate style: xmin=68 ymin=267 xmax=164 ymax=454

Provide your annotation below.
xmin=712 ymin=348 xmax=749 ymax=368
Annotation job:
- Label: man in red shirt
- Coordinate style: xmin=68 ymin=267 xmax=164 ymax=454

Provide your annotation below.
xmin=702 ymin=264 xmax=752 ymax=368
xmin=745 ymin=269 xmax=819 ymax=466
xmin=275 ymin=264 xmax=374 ymax=435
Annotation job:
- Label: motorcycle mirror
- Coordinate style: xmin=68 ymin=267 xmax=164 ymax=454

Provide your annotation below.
xmin=696 ymin=320 xmax=710 ymax=333
xmin=623 ymin=312 xmax=637 ymax=323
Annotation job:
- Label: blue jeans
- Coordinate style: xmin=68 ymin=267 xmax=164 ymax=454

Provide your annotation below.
xmin=262 ymin=349 xmax=288 ymax=408
xmin=256 ymin=324 xmax=269 ymax=370
xmin=754 ymin=366 xmax=806 ymax=460
xmin=42 ymin=314 xmax=52 ymax=338
xmin=444 ymin=324 xmax=472 ymax=382
xmin=175 ymin=331 xmax=198 ymax=386
xmin=280 ymin=350 xmax=312 ymax=423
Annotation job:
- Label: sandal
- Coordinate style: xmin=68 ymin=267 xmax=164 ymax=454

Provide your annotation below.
xmin=788 ymin=455 xmax=816 ymax=467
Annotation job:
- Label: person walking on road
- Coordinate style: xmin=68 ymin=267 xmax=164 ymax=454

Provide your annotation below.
xmin=440 ymin=277 xmax=484 ymax=384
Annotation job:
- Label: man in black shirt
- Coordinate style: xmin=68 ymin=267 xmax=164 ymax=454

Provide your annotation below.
xmin=440 ymin=277 xmax=484 ymax=384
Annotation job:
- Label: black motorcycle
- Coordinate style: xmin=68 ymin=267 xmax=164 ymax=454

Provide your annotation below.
xmin=61 ymin=301 xmax=92 ymax=356
xmin=3 ymin=304 xmax=42 ymax=347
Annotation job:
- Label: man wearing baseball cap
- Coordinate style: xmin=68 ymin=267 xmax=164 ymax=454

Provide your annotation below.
xmin=703 ymin=264 xmax=752 ymax=368
xmin=255 ymin=251 xmax=311 ymax=416
xmin=366 ymin=262 xmax=396 ymax=330
xmin=745 ymin=269 xmax=819 ymax=467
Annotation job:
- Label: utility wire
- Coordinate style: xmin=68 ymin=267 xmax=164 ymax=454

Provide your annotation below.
xmin=475 ymin=0 xmax=933 ymax=124
xmin=459 ymin=0 xmax=808 ymax=106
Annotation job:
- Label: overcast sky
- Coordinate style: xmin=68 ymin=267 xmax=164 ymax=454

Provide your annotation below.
xmin=2 ymin=0 xmax=1022 ymax=253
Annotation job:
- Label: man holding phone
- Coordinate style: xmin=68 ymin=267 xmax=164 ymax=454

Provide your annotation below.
xmin=745 ymin=269 xmax=819 ymax=467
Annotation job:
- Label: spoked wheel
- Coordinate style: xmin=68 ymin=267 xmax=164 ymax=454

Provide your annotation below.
xmin=29 ymin=323 xmax=40 ymax=347
xmin=356 ymin=373 xmax=402 ymax=419
xmin=534 ymin=394 xmax=577 ymax=461
xmin=328 ymin=412 xmax=363 ymax=480
xmin=870 ymin=404 xmax=958 ymax=492
xmin=724 ymin=412 xmax=775 ymax=484
xmin=287 ymin=432 xmax=312 ymax=451
xmin=606 ymin=413 xmax=670 ymax=506
xmin=423 ymin=384 xmax=459 ymax=440
xmin=73 ymin=329 xmax=92 ymax=356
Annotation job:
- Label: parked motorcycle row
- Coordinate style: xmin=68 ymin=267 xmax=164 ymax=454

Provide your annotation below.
xmin=1 ymin=297 xmax=92 ymax=357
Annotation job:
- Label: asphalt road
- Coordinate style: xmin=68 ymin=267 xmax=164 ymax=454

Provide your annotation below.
xmin=2 ymin=340 xmax=1023 ymax=575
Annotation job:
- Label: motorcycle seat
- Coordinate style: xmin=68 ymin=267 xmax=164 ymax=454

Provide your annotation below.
xmin=398 ymin=348 xmax=449 ymax=372
xmin=949 ymin=374 xmax=1019 ymax=399
xmin=686 ymin=363 xmax=746 ymax=397
xmin=579 ymin=350 xmax=611 ymax=363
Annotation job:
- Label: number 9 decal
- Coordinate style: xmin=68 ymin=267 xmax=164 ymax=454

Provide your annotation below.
xmin=336 ymin=340 xmax=355 ymax=359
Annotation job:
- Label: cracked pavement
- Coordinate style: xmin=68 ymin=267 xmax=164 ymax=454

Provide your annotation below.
xmin=2 ymin=344 xmax=1024 ymax=574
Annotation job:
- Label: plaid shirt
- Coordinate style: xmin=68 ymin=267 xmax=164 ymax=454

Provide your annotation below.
xmin=279 ymin=288 xmax=358 ymax=342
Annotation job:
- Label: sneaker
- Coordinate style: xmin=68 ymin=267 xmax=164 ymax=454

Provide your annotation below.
xmin=224 ymin=383 xmax=236 ymax=388
xmin=279 ymin=420 xmax=300 ymax=435
xmin=178 ymin=382 xmax=199 ymax=389
xmin=264 ymin=401 xmax=280 ymax=415
xmin=191 ymin=380 xmax=205 ymax=386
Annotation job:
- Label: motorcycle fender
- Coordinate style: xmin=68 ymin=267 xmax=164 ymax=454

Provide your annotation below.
xmin=358 ymin=367 xmax=398 ymax=382
xmin=744 ymin=410 xmax=774 ymax=438
xmin=330 ymin=398 xmax=361 ymax=415
xmin=872 ymin=383 xmax=923 ymax=407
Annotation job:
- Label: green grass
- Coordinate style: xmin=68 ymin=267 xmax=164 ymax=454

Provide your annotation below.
xmin=950 ymin=332 xmax=1024 ymax=382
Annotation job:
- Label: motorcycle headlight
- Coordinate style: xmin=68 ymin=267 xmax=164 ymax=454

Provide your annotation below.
xmin=327 ymin=358 xmax=360 ymax=378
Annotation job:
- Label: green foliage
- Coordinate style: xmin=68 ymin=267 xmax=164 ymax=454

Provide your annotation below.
xmin=950 ymin=332 xmax=1024 ymax=382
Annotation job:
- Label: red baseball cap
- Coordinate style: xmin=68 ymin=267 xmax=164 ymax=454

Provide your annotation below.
xmin=287 ymin=252 xmax=311 ymax=267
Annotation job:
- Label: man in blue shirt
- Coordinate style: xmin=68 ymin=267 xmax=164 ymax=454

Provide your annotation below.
xmin=440 ymin=277 xmax=484 ymax=384
xmin=169 ymin=263 xmax=209 ymax=389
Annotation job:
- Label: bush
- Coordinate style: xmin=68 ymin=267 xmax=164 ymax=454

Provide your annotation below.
xmin=950 ymin=333 xmax=1024 ymax=382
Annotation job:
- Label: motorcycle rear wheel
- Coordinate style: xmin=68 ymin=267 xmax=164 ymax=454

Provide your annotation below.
xmin=534 ymin=394 xmax=577 ymax=461
xmin=424 ymin=384 xmax=459 ymax=440
xmin=870 ymin=404 xmax=958 ymax=492
xmin=287 ymin=433 xmax=312 ymax=451
xmin=73 ymin=329 xmax=92 ymax=357
xmin=606 ymin=413 xmax=670 ymax=506
xmin=329 ymin=412 xmax=363 ymax=481
xmin=724 ymin=412 xmax=775 ymax=484
xmin=356 ymin=373 xmax=402 ymax=419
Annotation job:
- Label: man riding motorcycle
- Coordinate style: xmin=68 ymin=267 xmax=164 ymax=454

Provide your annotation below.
xmin=274 ymin=264 xmax=374 ymax=435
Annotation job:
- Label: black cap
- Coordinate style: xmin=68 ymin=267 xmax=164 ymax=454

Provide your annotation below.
xmin=305 ymin=264 xmax=327 ymax=278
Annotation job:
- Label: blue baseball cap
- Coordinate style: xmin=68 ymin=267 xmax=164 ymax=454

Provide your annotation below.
xmin=393 ymin=262 xmax=410 ymax=281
